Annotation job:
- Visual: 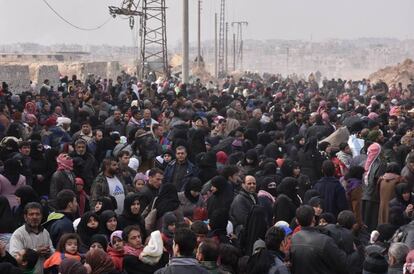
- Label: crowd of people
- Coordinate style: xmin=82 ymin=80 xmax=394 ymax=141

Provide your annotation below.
xmin=0 ymin=72 xmax=413 ymax=274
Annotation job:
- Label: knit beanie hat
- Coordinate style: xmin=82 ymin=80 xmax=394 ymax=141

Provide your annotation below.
xmin=90 ymin=234 xmax=108 ymax=251
xmin=363 ymin=252 xmax=388 ymax=274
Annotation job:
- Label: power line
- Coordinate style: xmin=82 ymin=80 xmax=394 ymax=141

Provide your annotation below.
xmin=41 ymin=0 xmax=112 ymax=31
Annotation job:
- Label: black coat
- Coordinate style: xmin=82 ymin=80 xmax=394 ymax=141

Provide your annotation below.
xmin=290 ymin=227 xmax=360 ymax=274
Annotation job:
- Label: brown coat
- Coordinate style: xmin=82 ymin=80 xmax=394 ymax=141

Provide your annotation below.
xmin=378 ymin=173 xmax=401 ymax=225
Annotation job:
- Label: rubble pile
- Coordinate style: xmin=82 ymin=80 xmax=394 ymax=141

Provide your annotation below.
xmin=369 ymin=59 xmax=414 ymax=87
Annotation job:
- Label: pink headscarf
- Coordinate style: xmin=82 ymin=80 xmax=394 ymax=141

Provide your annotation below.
xmin=367 ymin=112 xmax=379 ymax=120
xmin=404 ymin=250 xmax=414 ymax=274
xmin=389 ymin=106 xmax=401 ymax=117
xmin=56 ymin=153 xmax=73 ymax=171
xmin=364 ymin=143 xmax=381 ymax=185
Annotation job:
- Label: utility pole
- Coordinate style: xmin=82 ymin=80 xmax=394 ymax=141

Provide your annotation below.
xmin=231 ymin=21 xmax=248 ymax=71
xmin=225 ymin=22 xmax=228 ymax=74
xmin=182 ymin=0 xmax=189 ymax=83
xmin=286 ymin=46 xmax=289 ymax=75
xmin=215 ymin=13 xmax=218 ymax=78
xmin=218 ymin=0 xmax=225 ymax=78
xmin=233 ymin=32 xmax=236 ymax=71
xmin=197 ymin=0 xmax=201 ymax=69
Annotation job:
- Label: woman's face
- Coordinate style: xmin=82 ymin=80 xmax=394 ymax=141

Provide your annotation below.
xmin=94 ymin=201 xmax=102 ymax=212
xmin=106 ymin=217 xmax=117 ymax=232
xmin=313 ymin=205 xmax=323 ymax=216
xmin=87 ymin=216 xmax=99 ymax=229
xmin=299 ymin=138 xmax=305 ymax=146
xmin=402 ymin=192 xmax=411 ymax=202
xmin=130 ymin=200 xmax=140 ymax=215
xmin=293 ymin=167 xmax=301 ymax=177
xmin=127 ymin=230 xmax=142 ymax=249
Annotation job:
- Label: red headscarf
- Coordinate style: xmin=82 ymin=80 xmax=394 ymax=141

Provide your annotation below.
xmin=364 ymin=143 xmax=381 ymax=185
xmin=56 ymin=153 xmax=73 ymax=171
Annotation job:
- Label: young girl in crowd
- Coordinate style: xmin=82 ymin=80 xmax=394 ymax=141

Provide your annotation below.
xmin=133 ymin=173 xmax=148 ymax=193
xmin=44 ymin=233 xmax=81 ymax=274
xmin=107 ymin=230 xmax=124 ymax=271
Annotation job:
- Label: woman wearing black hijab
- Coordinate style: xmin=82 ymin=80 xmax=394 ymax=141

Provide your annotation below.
xmin=77 ymin=211 xmax=101 ymax=252
xmin=240 ymin=205 xmax=269 ymax=256
xmin=178 ymin=177 xmax=205 ymax=220
xmin=238 ymin=149 xmax=259 ymax=176
xmin=0 ymin=158 xmax=25 ymax=209
xmin=389 ymin=183 xmax=414 ymax=222
xmin=298 ymin=136 xmax=324 ymax=183
xmin=99 ymin=210 xmax=119 ymax=240
xmin=30 ymin=140 xmax=51 ymax=196
xmin=117 ymin=193 xmax=146 ymax=238
xmin=273 ymin=177 xmax=302 ymax=223
xmin=0 ymin=196 xmax=18 ymax=233
xmin=153 ymin=184 xmax=183 ymax=228
xmin=207 ymin=175 xmax=234 ymax=219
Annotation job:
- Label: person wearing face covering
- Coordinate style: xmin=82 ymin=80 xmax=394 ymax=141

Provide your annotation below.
xmin=13 ymin=185 xmax=41 ymax=226
xmin=178 ymin=177 xmax=205 ymax=220
xmin=30 ymin=140 xmax=51 ymax=196
xmin=153 ymin=184 xmax=183 ymax=229
xmin=298 ymin=136 xmax=324 ymax=183
xmin=273 ymin=177 xmax=301 ymax=224
xmin=0 ymin=158 xmax=26 ymax=208
xmin=206 ymin=175 xmax=234 ymax=220
xmin=49 ymin=153 xmax=76 ymax=208
xmin=237 ymin=149 xmax=259 ymax=177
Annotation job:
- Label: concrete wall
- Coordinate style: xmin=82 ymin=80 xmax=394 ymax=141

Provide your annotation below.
xmin=29 ymin=65 xmax=60 ymax=87
xmin=0 ymin=65 xmax=30 ymax=93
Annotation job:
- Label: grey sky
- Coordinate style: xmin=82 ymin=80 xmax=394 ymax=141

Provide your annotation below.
xmin=1 ymin=0 xmax=413 ymax=47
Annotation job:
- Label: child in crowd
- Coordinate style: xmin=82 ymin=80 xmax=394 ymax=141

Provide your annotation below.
xmin=44 ymin=233 xmax=81 ymax=274
xmin=107 ymin=230 xmax=125 ymax=271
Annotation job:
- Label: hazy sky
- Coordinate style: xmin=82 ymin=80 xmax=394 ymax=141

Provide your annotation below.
xmin=1 ymin=0 xmax=413 ymax=47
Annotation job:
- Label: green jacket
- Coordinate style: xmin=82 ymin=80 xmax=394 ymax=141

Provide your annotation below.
xmin=90 ymin=173 xmax=128 ymax=207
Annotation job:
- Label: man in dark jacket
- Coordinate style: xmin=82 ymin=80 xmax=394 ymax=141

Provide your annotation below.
xmin=290 ymin=205 xmax=361 ymax=274
xmin=45 ymin=190 xmax=77 ymax=248
xmin=229 ymin=175 xmax=258 ymax=233
xmin=155 ymin=228 xmax=209 ymax=274
xmin=163 ymin=146 xmax=198 ymax=191
xmin=140 ymin=168 xmax=163 ymax=211
xmin=314 ymin=160 xmax=348 ymax=217
xmin=284 ymin=112 xmax=303 ymax=144
xmin=69 ymin=138 xmax=98 ymax=192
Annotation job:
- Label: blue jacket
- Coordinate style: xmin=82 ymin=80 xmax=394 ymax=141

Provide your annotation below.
xmin=45 ymin=212 xmax=75 ymax=248
xmin=314 ymin=176 xmax=348 ymax=217
xmin=163 ymin=160 xmax=198 ymax=191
